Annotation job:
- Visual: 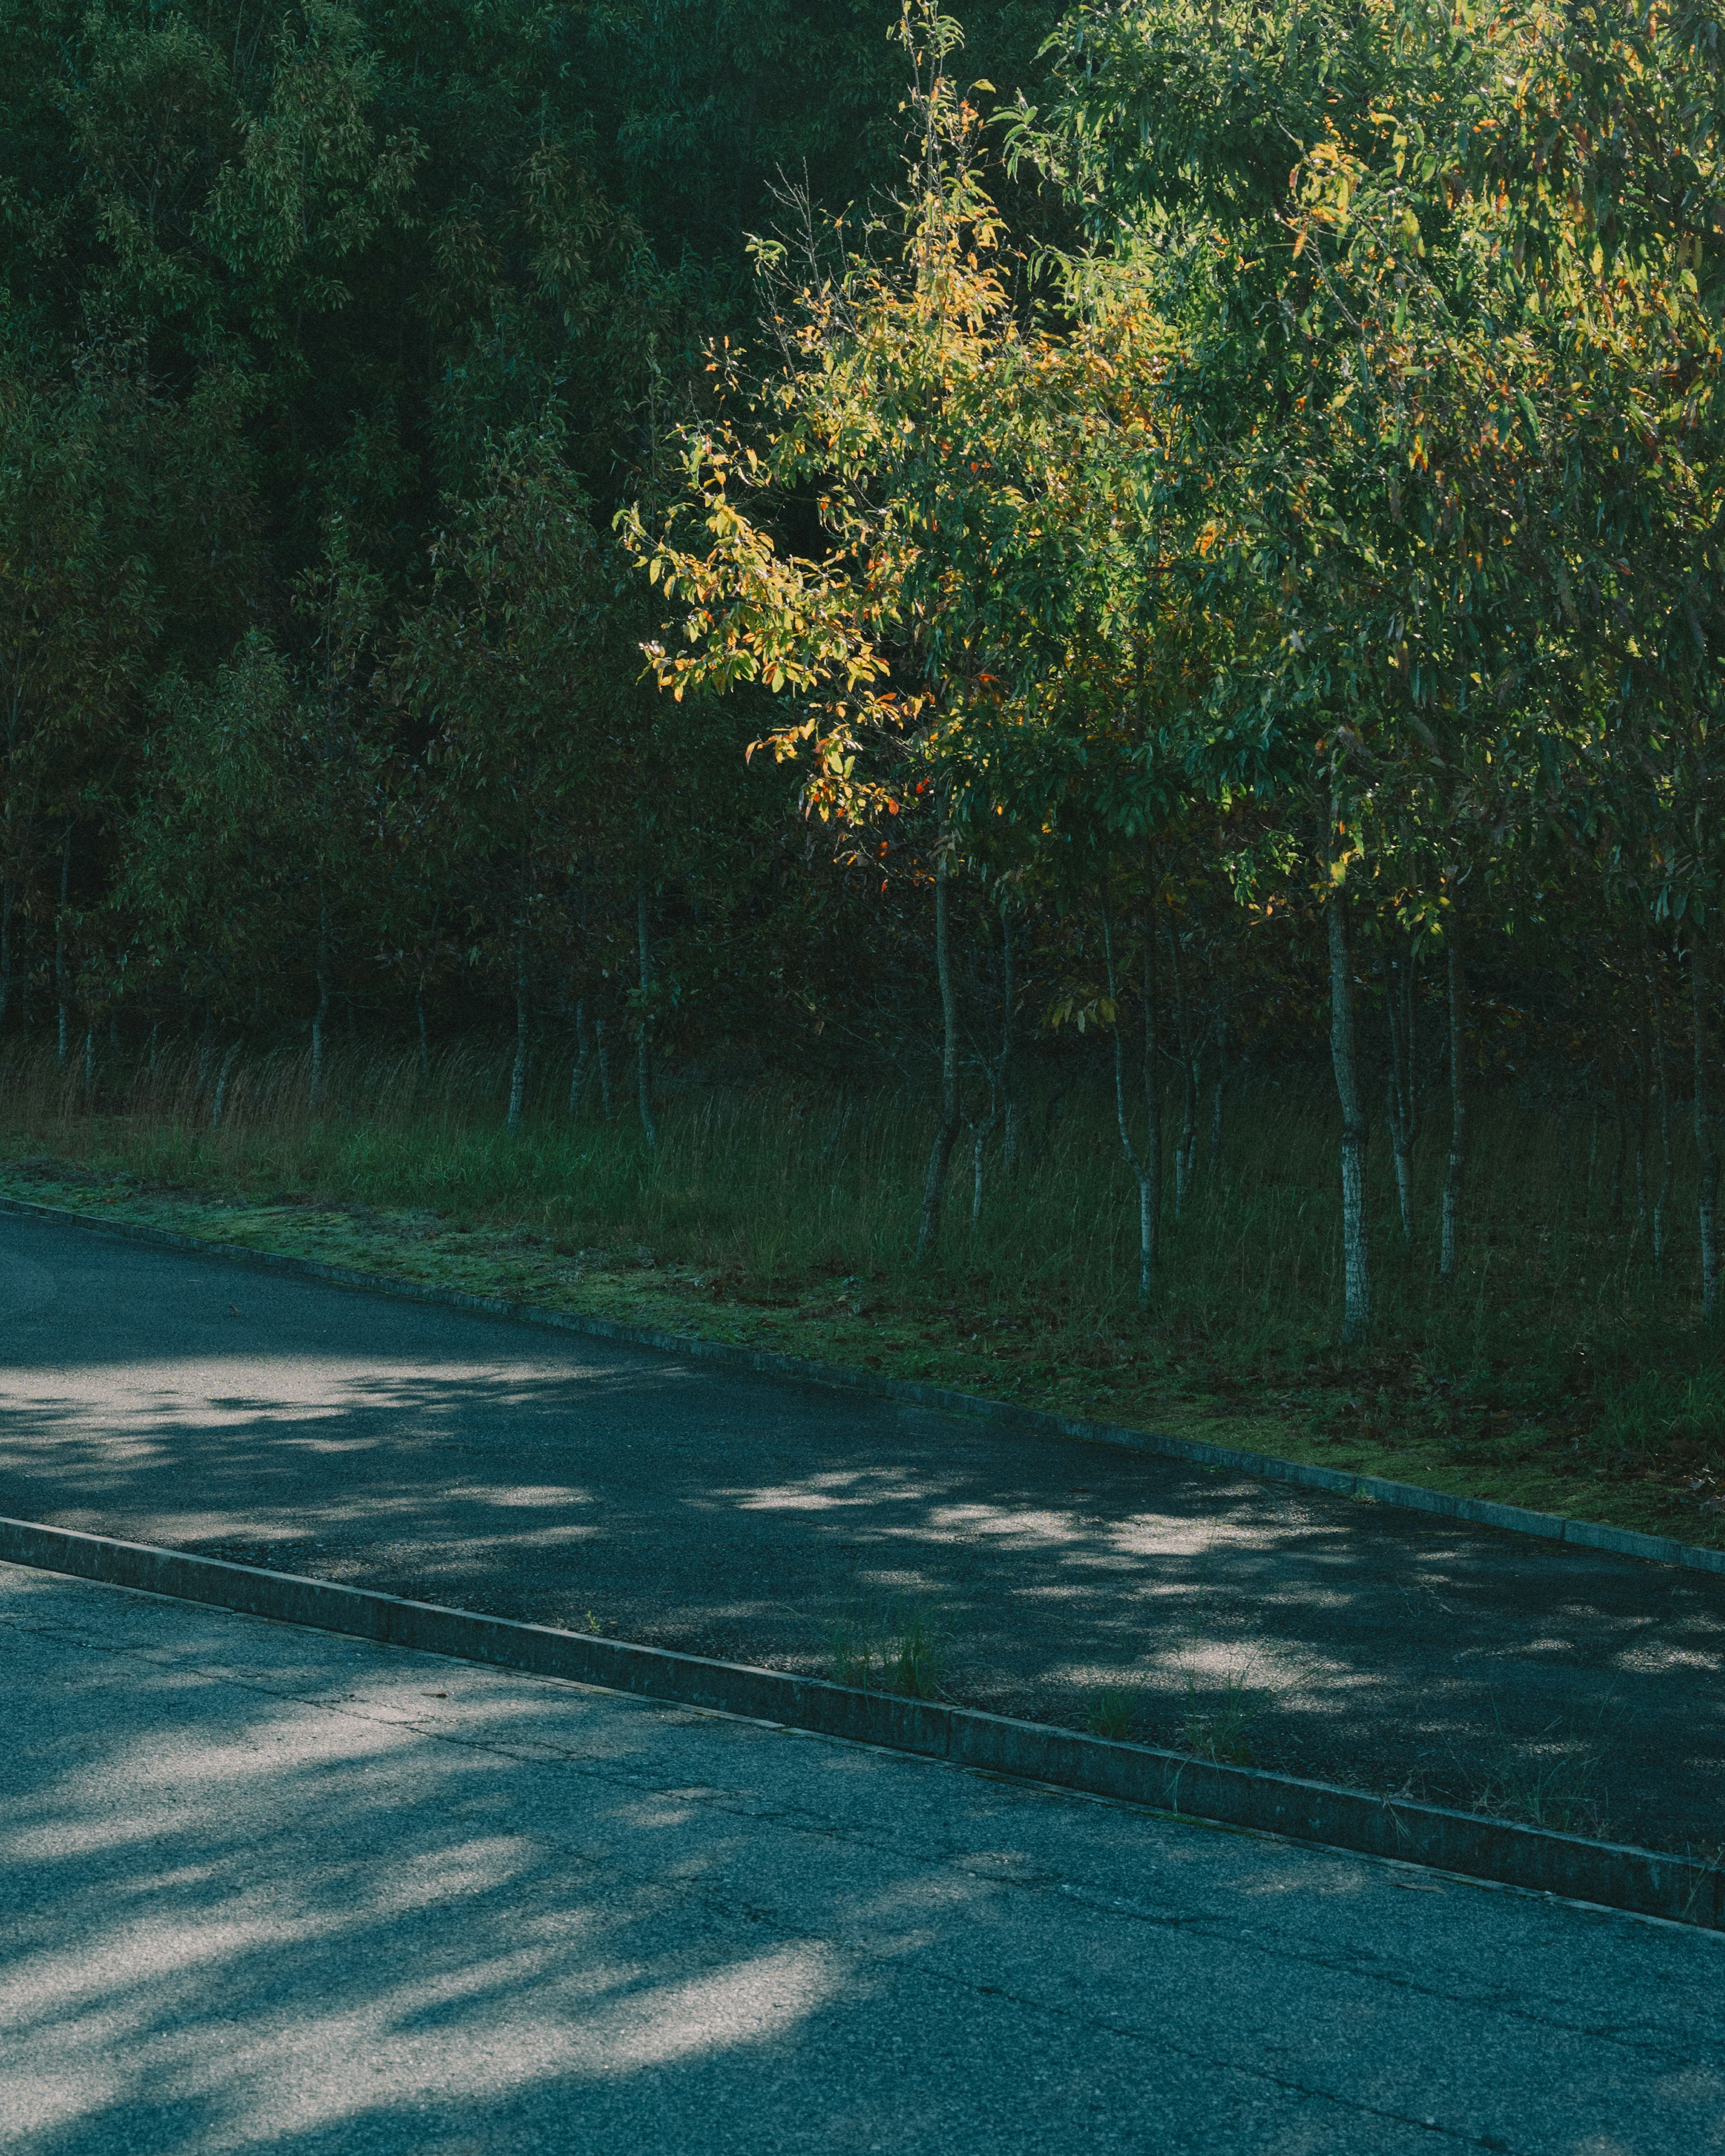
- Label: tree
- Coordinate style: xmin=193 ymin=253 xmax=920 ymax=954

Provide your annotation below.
xmin=632 ymin=2 xmax=1111 ymax=1256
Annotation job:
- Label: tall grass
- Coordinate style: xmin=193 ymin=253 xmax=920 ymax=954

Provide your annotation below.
xmin=2 ymin=1032 xmax=1712 ymax=1411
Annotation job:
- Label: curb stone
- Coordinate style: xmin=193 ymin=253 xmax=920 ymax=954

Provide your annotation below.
xmin=3 ymin=1515 xmax=1721 ymax=1934
xmin=3 ymin=1189 xmax=1721 ymax=1578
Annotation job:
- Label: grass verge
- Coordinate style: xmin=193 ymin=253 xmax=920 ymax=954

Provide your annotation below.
xmin=3 ymin=1034 xmax=1723 ymax=1553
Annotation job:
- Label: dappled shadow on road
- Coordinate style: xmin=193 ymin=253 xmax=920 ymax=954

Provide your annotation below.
xmin=24 ymin=1581 xmax=1686 ymax=2156
xmin=1 ymin=1639 xmax=920 ymax=2156
xmin=2 ymin=1208 xmax=1724 ymax=1848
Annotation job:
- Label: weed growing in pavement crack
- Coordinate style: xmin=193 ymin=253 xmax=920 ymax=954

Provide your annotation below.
xmin=1475 ymin=1710 xmax=1610 ymax=1834
xmin=1179 ymin=1670 xmax=1256 ymax=1766
xmin=1084 ymin=1687 xmax=1141 ymax=1741
xmin=829 ymin=1601 xmax=944 ymax=1699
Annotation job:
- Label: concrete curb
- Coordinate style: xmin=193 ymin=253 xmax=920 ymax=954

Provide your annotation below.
xmin=4 ymin=1515 xmax=1721 ymax=1933
xmin=4 ymin=1189 xmax=1722 ymax=1578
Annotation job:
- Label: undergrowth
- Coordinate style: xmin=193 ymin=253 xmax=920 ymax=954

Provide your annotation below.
xmin=3 ymin=1034 xmax=1721 ymax=1545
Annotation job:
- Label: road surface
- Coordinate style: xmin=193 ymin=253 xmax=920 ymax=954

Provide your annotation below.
xmin=4 ymin=1564 xmax=1720 ymax=2156
xmin=2 ymin=1206 xmax=1722 ymax=1845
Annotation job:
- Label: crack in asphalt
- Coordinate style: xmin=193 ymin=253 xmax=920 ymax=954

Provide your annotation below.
xmin=8 ymin=1591 xmax=1715 ymax=2101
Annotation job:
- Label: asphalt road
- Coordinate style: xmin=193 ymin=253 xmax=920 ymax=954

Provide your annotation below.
xmin=2 ymin=1208 xmax=1723 ymax=1847
xmin=5 ymin=1564 xmax=1721 ymax=2156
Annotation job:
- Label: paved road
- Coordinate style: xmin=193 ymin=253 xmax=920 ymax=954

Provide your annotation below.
xmin=4 ymin=1564 xmax=1720 ymax=2156
xmin=2 ymin=1209 xmax=1723 ymax=1846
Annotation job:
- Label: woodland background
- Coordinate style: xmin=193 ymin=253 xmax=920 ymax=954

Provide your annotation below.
xmin=4 ymin=0 xmax=1725 ymax=1533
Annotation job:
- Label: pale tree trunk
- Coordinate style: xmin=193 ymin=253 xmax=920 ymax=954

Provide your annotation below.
xmin=506 ymin=936 xmax=529 ymax=1135
xmin=1101 ymin=897 xmax=1161 ymax=1306
xmin=636 ymin=879 xmax=658 ymax=1151
xmin=1164 ymin=925 xmax=1199 ymax=1217
xmin=1328 ymin=892 xmax=1373 ymax=1343
xmin=1693 ymin=939 xmax=1719 ymax=1322
xmin=969 ymin=1092 xmax=998 ymax=1230
xmin=596 ymin=1015 xmax=614 ymax=1120
xmin=1382 ymin=945 xmax=1420 ymax=1243
xmin=915 ymin=839 xmax=961 ymax=1265
xmin=1440 ymin=918 xmax=1466 ymax=1280
xmin=83 ymin=1025 xmax=94 ymax=1096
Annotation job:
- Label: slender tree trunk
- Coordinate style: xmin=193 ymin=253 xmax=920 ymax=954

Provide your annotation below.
xmin=1386 ymin=1085 xmax=1414 ymax=1242
xmin=1632 ymin=1050 xmax=1649 ymax=1242
xmin=636 ymin=879 xmax=658 ymax=1151
xmin=83 ymin=1025 xmax=94 ymax=1096
xmin=507 ymin=936 xmax=529 ymax=1135
xmin=1328 ymin=891 xmax=1373 ymax=1343
xmin=1694 ymin=940 xmax=1719 ymax=1322
xmin=310 ymin=903 xmax=330 ymax=1106
xmin=970 ymin=1091 xmax=998 ymax=1229
xmin=1382 ymin=946 xmax=1420 ymax=1244
xmin=1440 ymin=918 xmax=1466 ymax=1281
xmin=570 ymin=998 xmax=591 ymax=1117
xmin=1100 ymin=897 xmax=1160 ymax=1306
xmin=1609 ymin=1074 xmax=1627 ymax=1228
xmin=915 ymin=840 xmax=960 ymax=1264
xmin=1164 ymin=925 xmax=1198 ymax=1217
